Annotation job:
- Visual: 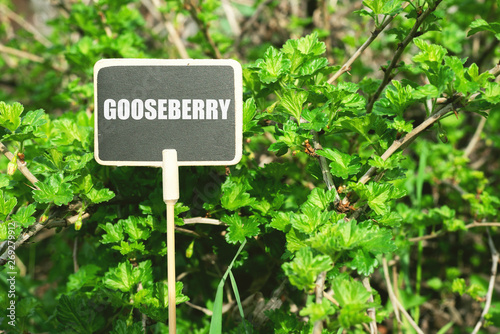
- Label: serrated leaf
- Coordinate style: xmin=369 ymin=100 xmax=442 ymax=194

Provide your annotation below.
xmin=0 ymin=101 xmax=23 ymax=132
xmin=110 ymin=320 xmax=143 ymax=334
xmin=299 ymin=298 xmax=336 ymax=323
xmin=270 ymin=211 xmax=293 ymax=231
xmin=100 ymin=222 xmax=124 ymax=244
xmin=221 ymin=214 xmax=260 ymax=244
xmin=297 ymin=32 xmax=326 ymax=56
xmin=67 ymin=264 xmax=101 ymax=292
xmin=11 ymin=203 xmax=36 ymax=228
xmin=256 ymin=46 xmax=291 ymax=84
xmin=33 ymin=174 xmax=74 ymax=206
xmin=468 ymin=18 xmax=500 ymax=39
xmin=317 ymin=148 xmax=361 ymax=179
xmin=351 ymin=182 xmax=406 ymax=215
xmin=22 ymin=109 xmax=47 ymax=127
xmin=221 ymin=179 xmax=255 ymax=210
xmin=297 ymin=58 xmax=329 ymax=77
xmin=86 ymin=187 xmax=115 ymax=204
xmin=122 ymin=216 xmax=151 ymax=241
xmin=282 ymin=247 xmax=332 ymax=291
xmin=279 ymin=89 xmax=308 ymax=122
xmin=103 ymin=261 xmax=139 ymax=292
xmin=56 ymin=295 xmax=101 ymax=334
xmin=243 ymin=98 xmax=258 ymax=133
xmin=349 ymin=248 xmax=378 ymax=276
xmin=0 ymin=190 xmax=18 ymax=221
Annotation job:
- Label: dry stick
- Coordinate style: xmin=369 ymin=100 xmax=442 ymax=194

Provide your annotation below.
xmin=383 ymin=257 xmax=424 ymax=334
xmin=147 ymin=0 xmax=190 ymax=59
xmin=471 ymin=228 xmax=499 ymax=334
xmin=183 ymin=217 xmax=226 ymax=225
xmin=234 ymin=0 xmax=273 ymax=49
xmin=221 ymin=0 xmax=241 ymax=36
xmin=312 ymin=271 xmax=327 ymax=334
xmin=0 ymin=44 xmax=44 ymax=63
xmin=0 ymin=212 xmax=89 ymax=266
xmin=0 ymin=3 xmax=52 ymax=48
xmin=463 ymin=115 xmax=487 ymax=159
xmin=362 ymin=276 xmax=377 ymax=334
xmin=408 ymin=222 xmax=500 ymax=243
xmin=185 ymin=0 xmax=222 ymax=59
xmin=313 ymin=131 xmax=340 ymax=204
xmin=327 ymin=1 xmax=411 ymax=85
xmin=366 ymin=0 xmax=444 ymax=114
xmin=0 ymin=142 xmax=39 ymax=189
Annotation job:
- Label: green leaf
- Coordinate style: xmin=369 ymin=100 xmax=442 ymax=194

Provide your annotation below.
xmin=255 ymin=47 xmax=291 ymax=84
xmin=296 ymin=32 xmax=326 ymax=56
xmin=468 ymin=18 xmax=500 ymax=40
xmin=303 ymin=188 xmax=336 ymax=211
xmin=122 ymin=216 xmax=152 ymax=241
xmin=100 ymin=222 xmax=124 ymax=244
xmin=0 ymin=101 xmax=23 ymax=132
xmin=484 ymin=82 xmax=500 ymax=104
xmin=282 ymin=247 xmax=332 ymax=291
xmin=86 ymin=187 xmax=115 ymax=204
xmin=349 ymin=248 xmax=379 ymax=276
xmin=317 ymin=148 xmax=361 ymax=179
xmin=11 ymin=203 xmax=36 ymax=228
xmin=103 ymin=261 xmax=139 ymax=292
xmin=279 ymin=89 xmax=309 ymax=122
xmin=33 ymin=174 xmax=74 ymax=206
xmin=110 ymin=320 xmax=143 ymax=334
xmin=221 ymin=179 xmax=255 ymax=211
xmin=67 ymin=264 xmax=101 ymax=292
xmin=0 ymin=190 xmax=18 ymax=221
xmin=351 ymin=182 xmax=406 ymax=215
xmin=298 ymin=58 xmax=329 ymax=77
xmin=221 ymin=214 xmax=260 ymax=244
xmin=270 ymin=211 xmax=293 ymax=231
xmin=55 ymin=295 xmax=101 ymax=334
xmin=243 ymin=98 xmax=258 ymax=133
xmin=299 ymin=298 xmax=336 ymax=323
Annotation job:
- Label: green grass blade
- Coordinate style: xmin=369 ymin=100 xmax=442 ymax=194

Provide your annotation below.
xmin=229 ymin=270 xmax=249 ymax=333
xmin=209 ymin=240 xmax=247 ymax=334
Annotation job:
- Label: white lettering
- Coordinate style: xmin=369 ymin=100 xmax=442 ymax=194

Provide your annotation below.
xmin=158 ymin=99 xmax=168 ymax=119
xmin=117 ymin=99 xmax=130 ymax=120
xmin=144 ymin=99 xmax=157 ymax=120
xmin=206 ymin=99 xmax=218 ymax=119
xmin=182 ymin=99 xmax=192 ymax=119
xmin=104 ymin=99 xmax=116 ymax=120
xmin=193 ymin=99 xmax=204 ymax=119
xmin=169 ymin=99 xmax=181 ymax=119
xmin=219 ymin=99 xmax=230 ymax=120
xmin=131 ymin=99 xmax=144 ymax=120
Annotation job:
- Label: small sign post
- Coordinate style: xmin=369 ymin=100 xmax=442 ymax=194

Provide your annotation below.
xmin=94 ymin=59 xmax=242 ymax=333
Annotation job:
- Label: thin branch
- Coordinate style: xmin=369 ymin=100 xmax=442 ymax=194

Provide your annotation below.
xmin=313 ymin=271 xmax=327 ymax=334
xmin=408 ymin=221 xmax=500 ymax=243
xmin=73 ymin=236 xmax=79 ymax=273
xmin=382 ymin=257 xmax=401 ymax=323
xmin=0 ymin=213 xmax=89 ymax=266
xmin=0 ymin=142 xmax=39 ymax=189
xmin=312 ymin=131 xmax=340 ymax=204
xmin=362 ymin=276 xmax=377 ymax=334
xmin=183 ymin=217 xmax=226 ymax=225
xmin=0 ymin=44 xmax=44 ymax=63
xmin=383 ymin=257 xmax=424 ymax=334
xmin=221 ymin=0 xmax=241 ymax=36
xmin=471 ymin=228 xmax=499 ymax=334
xmin=464 ymin=114 xmax=487 ymax=159
xmin=322 ymin=290 xmax=340 ymax=307
xmin=185 ymin=0 xmax=222 ymax=59
xmin=366 ymin=0 xmax=443 ymax=114
xmin=234 ymin=0 xmax=273 ymax=50
xmin=0 ymin=3 xmax=52 ymax=48
xmin=327 ymin=1 xmax=411 ymax=84
xmin=146 ymin=0 xmax=190 ymax=59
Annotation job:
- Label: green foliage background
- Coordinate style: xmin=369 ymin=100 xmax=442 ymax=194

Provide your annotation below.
xmin=0 ymin=0 xmax=499 ymax=333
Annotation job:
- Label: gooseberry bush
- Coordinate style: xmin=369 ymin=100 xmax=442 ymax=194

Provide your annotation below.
xmin=1 ymin=0 xmax=500 ymax=333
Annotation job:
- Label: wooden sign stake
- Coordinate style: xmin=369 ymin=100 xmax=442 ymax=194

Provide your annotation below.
xmin=162 ymin=149 xmax=179 ymax=333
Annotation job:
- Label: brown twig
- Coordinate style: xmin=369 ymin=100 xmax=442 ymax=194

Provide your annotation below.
xmin=366 ymin=0 xmax=443 ymax=114
xmin=0 ymin=3 xmax=52 ymax=47
xmin=471 ymin=228 xmax=499 ymax=334
xmin=327 ymin=1 xmax=411 ymax=85
xmin=408 ymin=221 xmax=500 ymax=243
xmin=313 ymin=271 xmax=327 ymax=334
xmin=234 ymin=0 xmax=273 ymax=50
xmin=312 ymin=131 xmax=340 ymax=204
xmin=183 ymin=217 xmax=226 ymax=225
xmin=0 ymin=141 xmax=39 ymax=189
xmin=362 ymin=276 xmax=377 ymax=334
xmin=0 ymin=44 xmax=44 ymax=63
xmin=463 ymin=114 xmax=488 ymax=159
xmin=185 ymin=0 xmax=222 ymax=59
xmin=383 ymin=256 xmax=424 ymax=334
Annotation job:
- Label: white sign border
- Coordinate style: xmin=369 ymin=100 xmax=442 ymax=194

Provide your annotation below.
xmin=94 ymin=58 xmax=243 ymax=167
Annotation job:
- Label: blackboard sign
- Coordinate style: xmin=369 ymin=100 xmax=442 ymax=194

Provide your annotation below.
xmin=94 ymin=59 xmax=242 ymax=166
